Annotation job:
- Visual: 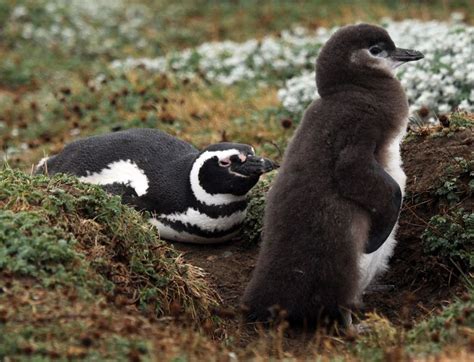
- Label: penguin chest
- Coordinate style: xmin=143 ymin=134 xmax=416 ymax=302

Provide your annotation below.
xmin=376 ymin=131 xmax=407 ymax=192
xmin=149 ymin=207 xmax=247 ymax=244
xmin=358 ymin=131 xmax=406 ymax=291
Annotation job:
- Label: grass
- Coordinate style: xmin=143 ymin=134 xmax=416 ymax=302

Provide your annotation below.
xmin=0 ymin=167 xmax=219 ymax=318
xmin=0 ymin=166 xmax=223 ymax=359
xmin=342 ymin=289 xmax=474 ymax=360
xmin=0 ymin=278 xmax=222 ymax=360
xmin=1 ymin=0 xmax=472 ymax=169
xmin=1 ymin=69 xmax=289 ymax=170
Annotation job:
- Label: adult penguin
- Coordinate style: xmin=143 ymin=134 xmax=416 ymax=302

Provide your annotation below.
xmin=36 ymin=128 xmax=276 ymax=244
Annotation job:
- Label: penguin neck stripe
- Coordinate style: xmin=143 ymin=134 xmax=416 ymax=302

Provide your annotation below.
xmin=149 ymin=217 xmax=239 ymax=244
xmin=159 ymin=207 xmax=246 ymax=232
xmin=190 ymin=149 xmax=246 ymax=206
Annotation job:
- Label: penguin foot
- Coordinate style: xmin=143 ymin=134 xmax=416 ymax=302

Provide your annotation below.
xmin=341 ymin=309 xmax=353 ymax=327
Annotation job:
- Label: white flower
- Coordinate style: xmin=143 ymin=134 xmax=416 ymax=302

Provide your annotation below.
xmin=11 ymin=6 xmax=28 ymax=19
xmin=107 ymin=18 xmax=473 ymax=122
xmin=458 ymin=99 xmax=473 ymax=111
xmin=469 ymin=89 xmax=474 ymax=102
xmin=438 ymin=104 xmax=451 ymax=114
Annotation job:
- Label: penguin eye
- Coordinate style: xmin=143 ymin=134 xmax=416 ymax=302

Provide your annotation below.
xmin=219 ymin=158 xmax=231 ymax=167
xmin=369 ymin=45 xmax=388 ymax=58
xmin=369 ymin=46 xmax=383 ymax=55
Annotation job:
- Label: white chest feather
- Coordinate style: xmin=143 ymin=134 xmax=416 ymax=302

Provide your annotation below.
xmin=358 ymin=130 xmax=406 ymax=291
xmin=79 ymin=159 xmax=149 ymax=196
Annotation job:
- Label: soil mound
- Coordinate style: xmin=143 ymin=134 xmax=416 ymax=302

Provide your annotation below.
xmin=175 ymin=124 xmax=473 ymax=326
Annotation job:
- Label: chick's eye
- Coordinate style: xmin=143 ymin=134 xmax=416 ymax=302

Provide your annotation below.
xmin=369 ymin=46 xmax=383 ymax=56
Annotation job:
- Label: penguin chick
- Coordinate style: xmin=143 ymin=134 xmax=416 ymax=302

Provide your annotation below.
xmin=36 ymin=128 xmax=276 ymax=244
xmin=242 ymin=24 xmax=423 ymax=327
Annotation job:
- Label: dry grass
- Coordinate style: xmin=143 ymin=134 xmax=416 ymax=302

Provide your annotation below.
xmin=157 ymin=84 xmax=282 ymax=146
xmin=0 ymin=169 xmax=221 ymax=324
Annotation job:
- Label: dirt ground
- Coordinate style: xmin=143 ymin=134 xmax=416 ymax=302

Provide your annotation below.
xmin=174 ymin=128 xmax=473 ymax=333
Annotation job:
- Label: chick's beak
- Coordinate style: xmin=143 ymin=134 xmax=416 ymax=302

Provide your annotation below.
xmin=390 ymin=47 xmax=424 ymax=62
xmin=232 ymin=155 xmax=279 ymax=176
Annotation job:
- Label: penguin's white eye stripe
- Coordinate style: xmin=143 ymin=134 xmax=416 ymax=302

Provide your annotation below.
xmin=190 ymin=149 xmax=246 ymax=206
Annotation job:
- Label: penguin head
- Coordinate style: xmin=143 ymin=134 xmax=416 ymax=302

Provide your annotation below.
xmin=316 ymin=23 xmax=424 ymax=96
xmin=190 ymin=143 xmax=277 ymax=202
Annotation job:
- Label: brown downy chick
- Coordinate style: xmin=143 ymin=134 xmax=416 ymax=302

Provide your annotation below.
xmin=242 ymin=24 xmax=423 ymax=327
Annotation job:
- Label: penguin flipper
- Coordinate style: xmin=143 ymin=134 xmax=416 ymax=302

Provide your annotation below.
xmin=364 ymin=172 xmax=402 ymax=253
xmin=335 ymin=142 xmax=402 ymax=254
xmin=101 ymin=183 xmax=142 ymax=209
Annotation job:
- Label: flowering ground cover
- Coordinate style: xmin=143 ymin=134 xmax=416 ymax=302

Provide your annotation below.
xmin=0 ymin=0 xmax=473 ymax=360
xmin=112 ymin=17 xmax=474 ymax=122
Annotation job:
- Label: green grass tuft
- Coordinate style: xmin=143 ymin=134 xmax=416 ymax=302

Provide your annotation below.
xmin=407 ymin=288 xmax=474 ymax=355
xmin=0 ymin=166 xmax=219 ymax=318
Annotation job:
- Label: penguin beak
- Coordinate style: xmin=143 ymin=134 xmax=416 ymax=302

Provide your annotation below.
xmin=390 ymin=47 xmax=424 ymax=63
xmin=232 ymin=156 xmax=279 ymax=177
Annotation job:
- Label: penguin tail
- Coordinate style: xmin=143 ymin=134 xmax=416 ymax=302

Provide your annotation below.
xmin=34 ymin=155 xmax=54 ymax=175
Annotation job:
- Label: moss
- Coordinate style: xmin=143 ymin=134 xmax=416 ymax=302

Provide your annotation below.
xmin=0 ymin=166 xmax=222 ymax=359
xmin=240 ymin=173 xmax=275 ymax=246
xmin=0 ymin=209 xmax=99 ymax=290
xmin=0 ymin=167 xmax=218 ymax=319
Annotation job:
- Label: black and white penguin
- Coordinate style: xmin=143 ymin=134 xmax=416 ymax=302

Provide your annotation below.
xmin=242 ymin=24 xmax=423 ymax=327
xmin=36 ymin=128 xmax=276 ymax=244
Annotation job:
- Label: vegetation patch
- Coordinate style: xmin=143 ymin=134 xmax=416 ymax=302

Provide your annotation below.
xmin=406 ymin=289 xmax=474 ymax=356
xmin=0 ymin=167 xmax=219 ymax=318
xmin=0 ymin=166 xmax=224 ymax=359
xmin=0 ymin=277 xmax=222 ymax=360
xmin=240 ymin=173 xmax=275 ymax=246
xmin=422 ymin=209 xmax=474 ymax=270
